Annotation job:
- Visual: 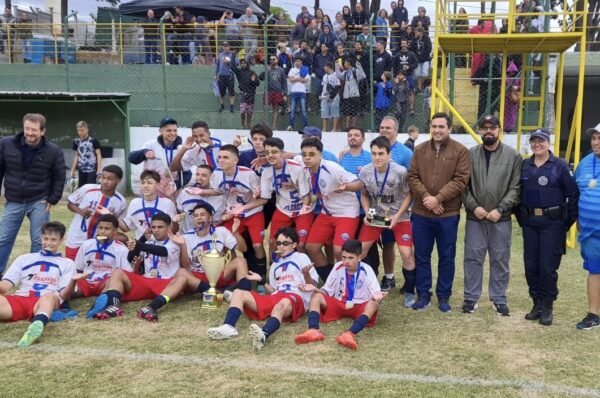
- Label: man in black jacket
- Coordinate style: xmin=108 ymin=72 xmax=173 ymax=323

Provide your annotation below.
xmin=0 ymin=113 xmax=66 ymax=275
xmin=411 ymin=27 xmax=432 ymax=91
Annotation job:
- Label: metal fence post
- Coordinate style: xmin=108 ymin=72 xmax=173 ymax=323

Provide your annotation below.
xmin=63 ymin=12 xmax=77 ymax=91
xmin=369 ymin=24 xmax=375 ymax=132
xmin=160 ymin=16 xmax=168 ymax=115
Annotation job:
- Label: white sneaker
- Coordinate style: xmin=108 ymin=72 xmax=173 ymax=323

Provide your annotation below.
xmin=248 ymin=323 xmax=266 ymax=351
xmin=207 ymin=324 xmax=238 ymax=340
xmin=222 ymin=290 xmax=233 ymax=303
xmin=286 ymin=125 xmax=293 ymax=131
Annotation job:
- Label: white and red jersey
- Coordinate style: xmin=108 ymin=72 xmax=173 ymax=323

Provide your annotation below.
xmin=182 ymin=226 xmax=237 ymax=273
xmin=140 ymin=238 xmax=181 ymax=279
xmin=180 ymin=138 xmax=222 ymax=171
xmin=74 ymin=238 xmax=132 ymax=283
xmin=308 ymin=159 xmax=360 ymax=217
xmin=123 ymin=196 xmax=178 ymax=239
xmin=210 ymin=166 xmax=262 ymax=217
xmin=66 ymin=184 xmax=127 ymax=247
xmin=2 ymin=251 xmax=75 ymax=301
xmin=140 ymin=138 xmax=183 ymax=180
xmin=268 ymin=251 xmax=319 ymax=309
xmin=260 ymin=160 xmax=312 ymax=217
xmin=321 ymin=261 xmax=380 ymax=305
xmin=176 ymin=187 xmax=225 ymax=231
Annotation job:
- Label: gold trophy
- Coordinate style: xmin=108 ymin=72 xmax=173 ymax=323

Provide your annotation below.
xmin=197 ymin=233 xmax=231 ymax=309
xmin=369 ymin=198 xmax=391 ymax=227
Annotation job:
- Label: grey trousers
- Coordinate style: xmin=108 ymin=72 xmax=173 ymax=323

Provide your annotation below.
xmin=463 ymin=219 xmax=512 ymax=304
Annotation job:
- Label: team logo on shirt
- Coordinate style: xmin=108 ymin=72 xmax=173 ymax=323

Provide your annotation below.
xmin=340 ymin=232 xmax=350 ymax=241
xmin=401 ymin=234 xmax=411 ymax=242
xmin=319 ymin=179 xmax=327 ymax=189
xmin=538 ymin=176 xmax=548 ymax=186
xmin=298 ymin=229 xmax=308 ymax=237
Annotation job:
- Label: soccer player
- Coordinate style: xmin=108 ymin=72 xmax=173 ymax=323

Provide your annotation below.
xmin=176 ymin=165 xmax=225 ymax=231
xmin=170 ymin=120 xmax=223 ymax=173
xmin=120 ymin=170 xmax=178 ymax=239
xmin=302 ymin=137 xmax=363 ymax=281
xmin=359 ymin=136 xmax=416 ymax=307
xmin=62 ymin=214 xmax=132 ymax=300
xmin=136 ymin=204 xmax=260 ymax=321
xmin=207 ymin=227 xmax=318 ymax=351
xmin=88 ymin=213 xmax=186 ymax=319
xmin=64 ymin=165 xmax=127 ymax=260
xmin=0 ymin=222 xmax=75 ymax=347
xmin=294 ymin=240 xmax=386 ymax=350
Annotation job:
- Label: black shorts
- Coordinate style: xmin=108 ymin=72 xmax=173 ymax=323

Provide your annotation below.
xmin=218 ymin=75 xmax=235 ymax=97
xmin=341 ymin=97 xmax=361 ymax=116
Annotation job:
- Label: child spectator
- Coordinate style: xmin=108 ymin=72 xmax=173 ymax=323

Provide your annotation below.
xmin=231 ymin=58 xmax=260 ymax=129
xmin=375 ymin=71 xmax=394 ymax=127
xmin=70 ymin=121 xmax=102 ymax=188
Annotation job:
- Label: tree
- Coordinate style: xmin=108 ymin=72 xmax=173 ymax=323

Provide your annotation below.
xmin=269 ymin=6 xmax=293 ymax=24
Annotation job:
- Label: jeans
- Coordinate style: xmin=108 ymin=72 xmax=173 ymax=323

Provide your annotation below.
xmin=289 ymin=92 xmax=308 ymax=128
xmin=144 ymin=39 xmax=158 ymax=64
xmin=411 ymin=213 xmax=460 ymax=300
xmin=0 ymin=201 xmax=50 ymax=274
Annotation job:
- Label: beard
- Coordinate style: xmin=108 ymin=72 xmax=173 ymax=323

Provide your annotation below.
xmin=483 ymin=135 xmax=499 ymax=146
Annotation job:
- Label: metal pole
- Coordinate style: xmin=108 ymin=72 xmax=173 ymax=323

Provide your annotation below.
xmin=498 ymin=50 xmax=508 ymax=140
xmin=263 ymin=14 xmax=276 ymax=125
xmin=63 ymin=12 xmax=77 ymax=91
xmin=369 ymin=23 xmax=374 ymax=132
xmin=554 ymin=51 xmax=565 ymax=155
xmin=160 ymin=15 xmax=168 ymax=115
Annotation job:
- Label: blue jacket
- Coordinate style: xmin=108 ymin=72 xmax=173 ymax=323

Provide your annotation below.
xmin=375 ymin=81 xmax=393 ymax=110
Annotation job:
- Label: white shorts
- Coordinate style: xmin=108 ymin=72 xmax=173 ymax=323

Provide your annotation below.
xmin=321 ymin=97 xmax=340 ymax=119
xmin=415 ymin=62 xmax=430 ymax=78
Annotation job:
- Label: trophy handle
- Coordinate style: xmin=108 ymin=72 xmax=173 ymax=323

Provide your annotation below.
xmin=224 ymin=250 xmax=232 ymax=264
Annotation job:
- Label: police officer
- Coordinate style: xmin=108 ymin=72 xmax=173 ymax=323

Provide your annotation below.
xmin=517 ymin=129 xmax=579 ymax=326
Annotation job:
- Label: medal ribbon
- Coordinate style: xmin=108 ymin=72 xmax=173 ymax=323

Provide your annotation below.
xmin=164 ymin=144 xmax=174 ymax=167
xmin=152 ymin=239 xmax=169 ymax=273
xmin=273 ymin=160 xmax=287 ymax=195
xmin=592 ymin=156 xmax=600 ymax=180
xmin=343 ymin=266 xmax=362 ymax=303
xmin=374 ymin=163 xmax=390 ymax=199
xmin=142 ymin=197 xmax=159 ymax=229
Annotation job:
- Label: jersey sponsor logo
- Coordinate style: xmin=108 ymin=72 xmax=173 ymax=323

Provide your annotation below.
xmin=401 ymin=234 xmax=411 ymax=242
xmin=298 ymin=229 xmax=308 ymax=237
xmin=340 ymin=232 xmax=350 ymax=241
xmin=319 ymin=179 xmax=327 ymax=189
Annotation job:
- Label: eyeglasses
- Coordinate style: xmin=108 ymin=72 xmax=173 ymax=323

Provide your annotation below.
xmin=275 ymin=241 xmax=293 ymax=246
xmin=270 ymin=58 xmax=277 ymax=61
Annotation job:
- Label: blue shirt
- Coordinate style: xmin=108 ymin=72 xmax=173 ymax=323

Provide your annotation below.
xmin=340 ymin=149 xmax=371 ymax=176
xmin=575 ymin=153 xmax=600 ymax=242
xmin=390 ymin=141 xmax=413 ymax=169
xmin=323 ymin=150 xmax=339 ymax=164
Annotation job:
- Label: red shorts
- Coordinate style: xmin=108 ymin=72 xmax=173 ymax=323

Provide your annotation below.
xmin=269 ymin=209 xmax=313 ymax=242
xmin=223 ymin=212 xmax=265 ymax=245
xmin=243 ymin=291 xmax=305 ymax=322
xmin=320 ymin=295 xmax=378 ymax=326
xmin=191 ymin=271 xmax=237 ymax=288
xmin=3 ymin=295 xmax=40 ymax=322
xmin=65 ymin=246 xmax=79 ymax=261
xmin=306 ymin=214 xmax=359 ymax=247
xmin=359 ymin=220 xmax=413 ymax=247
xmin=76 ymin=279 xmax=107 ymax=297
xmin=266 ymin=91 xmax=284 ymax=107
xmin=120 ymin=271 xmax=172 ymax=302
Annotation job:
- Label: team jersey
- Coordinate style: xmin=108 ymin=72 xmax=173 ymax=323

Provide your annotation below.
xmin=308 ymin=159 xmax=360 ymax=217
xmin=140 ymin=138 xmax=183 ymax=180
xmin=210 ymin=166 xmax=262 ymax=217
xmin=2 ymin=251 xmax=75 ymax=300
xmin=268 ymin=251 xmax=319 ymax=309
xmin=359 ymin=162 xmax=410 ymax=220
xmin=321 ymin=261 xmax=380 ymax=305
xmin=180 ymin=138 xmax=222 ymax=171
xmin=66 ymin=184 xmax=127 ymax=247
xmin=183 ymin=226 xmax=237 ymax=273
xmin=139 ymin=238 xmax=181 ymax=279
xmin=390 ymin=141 xmax=413 ymax=169
xmin=123 ymin=196 xmax=178 ymax=239
xmin=176 ymin=187 xmax=225 ymax=231
xmin=260 ymin=160 xmax=312 ymax=217
xmin=74 ymin=238 xmax=132 ymax=283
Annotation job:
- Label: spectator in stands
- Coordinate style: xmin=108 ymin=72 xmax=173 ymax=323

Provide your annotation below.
xmin=320 ymin=62 xmax=341 ymax=132
xmin=504 ymin=62 xmax=520 ymax=133
xmin=192 ymin=15 xmax=210 ymax=65
xmin=373 ymin=40 xmax=393 ymax=84
xmin=314 ymin=8 xmax=325 ymax=29
xmin=173 ymin=6 xmax=192 ymax=64
xmin=231 ymin=59 xmax=260 ymax=129
xmin=0 ymin=7 xmax=16 ymax=57
xmin=313 ymin=42 xmax=336 ymax=108
xmin=452 ymin=8 xmax=469 ymax=67
xmin=333 ymin=13 xmax=348 ymax=43
xmin=16 ymin=12 xmax=32 ymax=63
xmin=342 ymin=5 xmax=354 ymax=27
xmin=338 ymin=57 xmax=366 ymax=130
xmin=374 ymin=9 xmax=390 ymax=47
xmin=353 ymin=41 xmax=371 ymax=113
xmin=402 ymin=23 xmax=415 ymax=43
xmin=276 ymin=42 xmax=293 ymax=74
xmin=404 ymin=125 xmax=419 ymax=151
xmin=304 ymin=19 xmax=321 ymax=51
xmin=322 ymin=15 xmax=333 ymax=30
xmin=393 ymin=38 xmax=417 ymax=116
xmin=220 ymin=10 xmax=242 ymax=51
xmin=316 ymin=24 xmax=338 ymax=54
xmin=499 ymin=18 xmax=509 ymax=34
xmin=214 ymin=42 xmax=237 ymax=113
xmin=274 ymin=12 xmax=289 ymax=43
xmin=335 ymin=42 xmax=350 ymax=67
xmin=260 ymin=55 xmax=288 ymax=127
xmin=357 ymin=25 xmax=376 ymax=49
xmin=237 ymin=7 xmax=259 ymax=63
xmin=296 ymin=6 xmax=313 ymax=24
xmin=294 ymin=40 xmax=314 ymax=70
xmin=289 ymin=16 xmax=310 ymax=44
xmin=375 ymin=71 xmax=394 ymax=127
xmin=411 ymin=6 xmax=431 ymax=35
xmin=287 ymin=57 xmax=311 ymax=131
xmin=411 ymin=27 xmax=432 ymax=92
xmin=392 ymin=0 xmax=409 ymax=33
xmin=350 ymin=3 xmax=370 ymax=41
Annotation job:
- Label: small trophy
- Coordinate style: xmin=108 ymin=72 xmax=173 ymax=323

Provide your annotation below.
xmin=197 ymin=234 xmax=232 ymax=310
xmin=368 ymin=198 xmax=391 ymax=228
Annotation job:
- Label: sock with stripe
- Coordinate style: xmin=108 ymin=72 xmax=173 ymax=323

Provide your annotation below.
xmin=349 ymin=314 xmax=369 ymax=335
xmin=308 ymin=310 xmax=320 ymax=330
xmin=149 ymin=295 xmax=170 ymax=311
xmin=105 ymin=289 xmax=122 ymax=307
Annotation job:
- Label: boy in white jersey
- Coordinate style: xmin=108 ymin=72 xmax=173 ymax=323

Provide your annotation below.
xmin=65 ymin=165 xmax=127 ymax=260
xmin=62 ymin=215 xmax=132 ymax=300
xmin=176 ymin=165 xmax=225 ymax=231
xmin=0 ymin=222 xmax=75 ymax=347
xmin=136 ymin=204 xmax=260 ymax=321
xmin=170 ymin=120 xmax=223 ymax=172
xmin=120 ymin=170 xmax=178 ymax=239
xmin=192 ymin=145 xmax=268 ymax=285
xmin=128 ymin=117 xmax=187 ymax=197
xmin=88 ymin=213 xmax=187 ymax=320
xmin=359 ymin=136 xmax=416 ymax=307
xmin=207 ymin=227 xmax=319 ymax=351
xmin=301 ymin=137 xmax=363 ymax=282
xmin=295 ymin=240 xmax=385 ymax=350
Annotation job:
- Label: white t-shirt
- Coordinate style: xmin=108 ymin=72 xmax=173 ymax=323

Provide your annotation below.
xmin=309 ymin=159 xmax=360 ymax=217
xmin=176 ymin=188 xmax=225 ymax=231
xmin=210 ymin=166 xmax=262 ymax=217
xmin=359 ymin=162 xmax=410 ymax=220
xmin=74 ymin=238 xmax=132 ymax=283
xmin=180 ymin=138 xmax=222 ymax=171
xmin=321 ymin=261 xmax=380 ymax=305
xmin=321 ymin=72 xmax=341 ymax=99
xmin=182 ymin=226 xmax=237 ymax=273
xmin=140 ymin=138 xmax=183 ymax=181
xmin=260 ymin=160 xmax=312 ymax=216
xmin=66 ymin=184 xmax=127 ymax=248
xmin=268 ymin=251 xmax=319 ymax=310
xmin=140 ymin=238 xmax=181 ymax=279
xmin=288 ymin=67 xmax=310 ymax=93
xmin=2 ymin=251 xmax=75 ymax=302
xmin=123 ymin=197 xmax=178 ymax=239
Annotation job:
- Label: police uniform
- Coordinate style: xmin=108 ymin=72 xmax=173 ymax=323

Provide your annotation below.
xmin=519 ymin=142 xmax=579 ymax=318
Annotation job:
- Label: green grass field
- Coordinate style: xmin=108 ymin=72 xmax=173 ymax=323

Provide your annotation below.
xmin=1 ymin=203 xmax=599 ymax=398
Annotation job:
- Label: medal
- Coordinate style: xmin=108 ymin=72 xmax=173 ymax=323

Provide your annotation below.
xmin=590 ymin=179 xmax=597 ymax=189
xmin=345 ymin=301 xmax=355 ymax=310
xmin=149 ymin=269 xmax=158 ymax=278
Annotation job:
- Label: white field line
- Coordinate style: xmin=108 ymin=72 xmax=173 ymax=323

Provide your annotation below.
xmin=1 ymin=341 xmax=599 ymax=397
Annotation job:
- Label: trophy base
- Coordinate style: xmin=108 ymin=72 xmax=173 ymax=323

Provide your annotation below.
xmin=370 ymin=216 xmax=391 ymax=228
xmin=201 ymin=288 xmax=222 ymax=310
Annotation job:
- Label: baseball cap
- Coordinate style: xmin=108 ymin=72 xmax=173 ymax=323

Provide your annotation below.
xmin=478 ymin=115 xmax=500 ymax=128
xmin=299 ymin=126 xmax=322 ymax=139
xmin=529 ymin=128 xmax=550 ymax=142
xmin=159 ymin=117 xmax=177 ymax=128
xmin=586 ymin=123 xmax=600 ymax=137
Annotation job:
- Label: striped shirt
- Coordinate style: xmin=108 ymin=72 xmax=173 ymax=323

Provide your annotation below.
xmin=575 ymin=153 xmax=600 ymax=242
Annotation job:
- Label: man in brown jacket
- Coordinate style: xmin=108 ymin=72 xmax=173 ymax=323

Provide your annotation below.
xmin=408 ymin=112 xmax=470 ymax=312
